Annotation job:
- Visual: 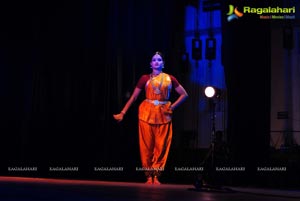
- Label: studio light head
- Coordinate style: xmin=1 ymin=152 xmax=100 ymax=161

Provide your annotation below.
xmin=204 ymin=86 xmax=216 ymax=98
xmin=204 ymin=86 xmax=222 ymax=99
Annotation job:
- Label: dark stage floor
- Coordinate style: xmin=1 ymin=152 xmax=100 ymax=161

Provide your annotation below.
xmin=0 ymin=176 xmax=299 ymax=201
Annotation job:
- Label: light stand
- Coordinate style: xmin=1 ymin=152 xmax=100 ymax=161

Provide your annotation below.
xmin=199 ymin=97 xmax=218 ymax=186
xmin=209 ymin=99 xmax=216 ymax=169
xmin=202 ymin=86 xmax=218 ymax=170
xmin=194 ymin=86 xmax=232 ymax=192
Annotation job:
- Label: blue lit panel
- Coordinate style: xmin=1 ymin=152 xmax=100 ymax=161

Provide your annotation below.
xmin=184 ymin=6 xmax=225 ymax=90
xmin=183 ymin=2 xmax=226 ymax=148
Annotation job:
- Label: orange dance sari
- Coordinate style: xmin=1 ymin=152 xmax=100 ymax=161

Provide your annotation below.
xmin=138 ymin=73 xmax=173 ymax=176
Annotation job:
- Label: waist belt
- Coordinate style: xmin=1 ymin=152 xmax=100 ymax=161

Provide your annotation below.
xmin=146 ymin=99 xmax=168 ymax=106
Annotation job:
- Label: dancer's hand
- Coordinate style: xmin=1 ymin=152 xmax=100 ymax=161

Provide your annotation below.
xmin=164 ymin=106 xmax=173 ymax=115
xmin=113 ymin=113 xmax=124 ymax=122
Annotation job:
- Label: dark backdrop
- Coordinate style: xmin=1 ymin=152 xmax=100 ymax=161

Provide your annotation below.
xmin=221 ymin=0 xmax=272 ymax=185
xmin=0 ymin=0 xmax=186 ymax=180
xmin=0 ymin=0 xmax=274 ymax=185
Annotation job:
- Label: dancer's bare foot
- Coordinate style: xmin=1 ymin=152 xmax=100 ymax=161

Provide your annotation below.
xmin=153 ymin=176 xmax=161 ymax=185
xmin=145 ymin=176 xmax=152 ymax=184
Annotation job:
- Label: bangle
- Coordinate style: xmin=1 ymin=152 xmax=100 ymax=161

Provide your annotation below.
xmin=121 ymin=111 xmax=126 ymax=115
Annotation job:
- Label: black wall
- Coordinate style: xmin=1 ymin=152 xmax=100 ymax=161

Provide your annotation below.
xmin=221 ymin=0 xmax=272 ymax=185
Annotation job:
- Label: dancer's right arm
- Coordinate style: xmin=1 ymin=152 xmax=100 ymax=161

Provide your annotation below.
xmin=113 ymin=87 xmax=142 ymax=122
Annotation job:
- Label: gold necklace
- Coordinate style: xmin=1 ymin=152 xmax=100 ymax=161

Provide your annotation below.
xmin=150 ymin=73 xmax=164 ymax=94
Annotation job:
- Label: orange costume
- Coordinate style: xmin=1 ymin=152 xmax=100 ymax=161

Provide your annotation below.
xmin=138 ymin=72 xmax=175 ymax=177
xmin=113 ymin=51 xmax=187 ymax=184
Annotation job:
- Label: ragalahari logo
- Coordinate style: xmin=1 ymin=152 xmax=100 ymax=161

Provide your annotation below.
xmin=227 ymin=5 xmax=244 ymax=22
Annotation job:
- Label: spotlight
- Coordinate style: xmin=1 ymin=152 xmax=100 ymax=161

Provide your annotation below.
xmin=204 ymin=86 xmax=222 ymax=98
xmin=205 ymin=38 xmax=216 ymax=60
xmin=204 ymin=86 xmax=216 ymax=98
xmin=192 ymin=38 xmax=202 ymax=60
